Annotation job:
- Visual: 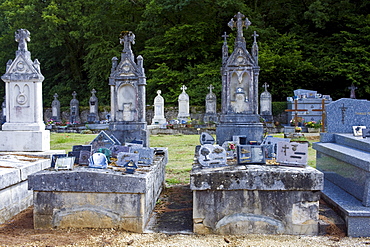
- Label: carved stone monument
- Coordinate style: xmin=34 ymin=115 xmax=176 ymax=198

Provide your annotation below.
xmin=216 ymin=13 xmax=263 ymax=144
xmin=260 ymin=82 xmax=273 ymax=122
xmin=203 ymin=84 xmax=218 ymax=123
xmin=51 ymin=93 xmax=60 ymax=122
xmin=87 ymin=88 xmax=99 ymax=123
xmin=151 ymin=90 xmax=166 ymax=125
xmin=69 ymin=91 xmax=80 ymax=124
xmin=109 ymin=31 xmax=148 ymax=146
xmin=177 ymin=85 xmax=190 ymax=123
xmin=0 ymin=29 xmax=50 ymax=151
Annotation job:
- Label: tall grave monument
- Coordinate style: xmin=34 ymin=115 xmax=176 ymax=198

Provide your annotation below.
xmin=177 ymin=85 xmax=190 ymax=123
xmin=203 ymin=84 xmax=218 ymax=123
xmin=259 ymin=82 xmax=273 ymax=122
xmin=216 ymin=13 xmax=263 ymax=144
xmin=109 ymin=31 xmax=148 ymax=146
xmin=88 ymin=88 xmax=99 ymax=123
xmin=69 ymin=91 xmax=80 ymax=124
xmin=51 ymin=93 xmax=60 ymax=122
xmin=0 ymin=29 xmax=50 ymax=151
xmin=151 ymin=90 xmax=166 ymax=125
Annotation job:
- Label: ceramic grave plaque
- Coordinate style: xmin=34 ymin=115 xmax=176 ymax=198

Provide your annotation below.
xmin=79 ymin=151 xmax=91 ymax=166
xmin=237 ymin=145 xmax=265 ymax=164
xmin=221 ymin=141 xmax=236 ymax=159
xmin=124 ymin=160 xmax=138 ymax=174
xmin=198 ymin=144 xmax=227 ymax=167
xmin=117 ymin=152 xmax=139 ymax=167
xmin=68 ymin=151 xmax=80 ymax=164
xmin=130 ymin=147 xmax=154 ymax=166
xmin=55 ymin=157 xmax=75 ymax=170
xmin=90 ymin=131 xmax=116 ymax=152
xmin=276 ymin=142 xmax=308 ymax=166
xmin=200 ymin=132 xmax=215 ymax=145
xmin=51 ymin=154 xmax=67 ymax=168
xmin=88 ymin=153 xmax=108 ymax=169
xmin=111 ymin=145 xmax=130 ymax=158
xmin=261 ymin=136 xmax=290 ymax=158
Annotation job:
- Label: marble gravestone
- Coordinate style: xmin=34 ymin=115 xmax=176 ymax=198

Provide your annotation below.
xmin=177 ymin=85 xmax=190 ymax=123
xmin=203 ymin=84 xmax=218 ymax=123
xmin=151 ymin=90 xmax=166 ymax=125
xmin=260 ymin=82 xmax=273 ymax=122
xmin=0 ymin=29 xmax=50 ymax=151
xmin=313 ymin=98 xmax=370 ymax=237
xmin=70 ymin=91 xmax=80 ymax=124
xmin=51 ymin=93 xmax=61 ymax=122
xmin=216 ymin=13 xmax=263 ymax=145
xmin=87 ymin=89 xmax=99 ymax=123
xmin=109 ymin=31 xmax=149 ymax=147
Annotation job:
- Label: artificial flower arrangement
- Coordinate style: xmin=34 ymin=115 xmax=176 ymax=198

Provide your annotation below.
xmin=304 ymin=121 xmax=322 ymax=129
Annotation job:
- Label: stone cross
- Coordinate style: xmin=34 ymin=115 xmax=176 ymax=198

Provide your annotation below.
xmin=339 ymin=103 xmax=348 ymax=124
xmin=282 ymin=144 xmax=289 ymax=156
xmin=119 ymin=31 xmax=135 ymax=52
xmin=91 ymin=88 xmax=96 ymax=96
xmin=53 ymin=93 xmax=58 ymax=100
xmin=72 ymin=91 xmax=77 ymax=99
xmin=207 ymin=84 xmax=214 ymax=94
xmin=263 ymin=82 xmax=269 ymax=92
xmin=181 ymin=85 xmax=187 ymax=93
xmin=157 ymin=90 xmax=161 ymax=95
xmin=312 ymin=98 xmax=326 ymax=132
xmin=228 ymin=12 xmax=251 ymax=40
xmin=252 ymin=31 xmax=259 ymax=43
xmin=15 ymin=29 xmax=30 ymax=52
xmin=348 ymin=83 xmax=357 ymax=99
xmin=222 ymin=32 xmax=229 ymax=43
xmin=285 ymin=99 xmax=308 ymax=127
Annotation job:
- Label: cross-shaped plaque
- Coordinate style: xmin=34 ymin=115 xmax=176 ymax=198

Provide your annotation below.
xmin=285 ymin=99 xmax=308 ymax=127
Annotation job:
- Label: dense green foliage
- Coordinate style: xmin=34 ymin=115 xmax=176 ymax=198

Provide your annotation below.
xmin=0 ymin=0 xmax=369 ymax=107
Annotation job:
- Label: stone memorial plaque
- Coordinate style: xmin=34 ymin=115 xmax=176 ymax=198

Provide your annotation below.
xmin=126 ymin=141 xmax=144 ymax=148
xmin=51 ymin=154 xmax=67 ymax=168
xmin=68 ymin=151 xmax=80 ymax=164
xmin=276 ymin=142 xmax=308 ymax=166
xmin=55 ymin=157 xmax=75 ymax=170
xmin=90 ymin=131 xmax=116 ymax=152
xmin=110 ymin=145 xmax=130 ymax=158
xmin=198 ymin=144 xmax=227 ymax=167
xmin=352 ymin=126 xmax=366 ymax=136
xmin=130 ymin=147 xmax=154 ymax=166
xmin=88 ymin=153 xmax=108 ymax=169
xmin=326 ymin=98 xmax=370 ymax=133
xmin=79 ymin=150 xmax=91 ymax=166
xmin=117 ymin=152 xmax=139 ymax=167
xmin=72 ymin=145 xmax=92 ymax=152
xmin=199 ymin=132 xmax=215 ymax=145
xmin=261 ymin=136 xmax=290 ymax=158
xmin=237 ymin=145 xmax=265 ymax=164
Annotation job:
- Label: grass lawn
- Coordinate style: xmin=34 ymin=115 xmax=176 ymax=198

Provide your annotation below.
xmin=50 ymin=133 xmax=320 ymax=185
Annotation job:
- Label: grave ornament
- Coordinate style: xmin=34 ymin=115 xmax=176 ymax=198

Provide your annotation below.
xmin=237 ymin=145 xmax=265 ymax=164
xmin=200 ymin=132 xmax=215 ymax=145
xmin=88 ymin=153 xmax=108 ymax=169
xmin=197 ymin=144 xmax=227 ymax=167
xmin=276 ymin=142 xmax=308 ymax=167
xmin=177 ymin=85 xmax=190 ymax=123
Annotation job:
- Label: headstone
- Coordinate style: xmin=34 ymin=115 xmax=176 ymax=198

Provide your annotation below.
xmin=260 ymin=82 xmax=273 ymax=122
xmin=199 ymin=132 xmax=215 ymax=145
xmin=90 ymin=131 xmax=116 ymax=152
xmin=87 ymin=88 xmax=99 ymax=123
xmin=1 ymin=95 xmax=6 ymax=124
xmin=216 ymin=12 xmax=263 ymax=145
xmin=151 ymin=90 xmax=166 ymax=125
xmin=88 ymin=153 xmax=108 ymax=169
xmin=70 ymin=91 xmax=80 ymax=124
xmin=203 ymin=84 xmax=218 ymax=123
xmin=197 ymin=144 xmax=227 ymax=167
xmin=109 ymin=31 xmax=149 ymax=146
xmin=177 ymin=85 xmax=190 ymax=123
xmin=236 ymin=145 xmax=265 ymax=164
xmin=0 ymin=29 xmax=50 ymax=151
xmin=276 ymin=142 xmax=308 ymax=166
xmin=326 ymin=98 xmax=370 ymax=133
xmin=286 ymin=89 xmax=332 ymax=124
xmin=51 ymin=93 xmax=60 ymax=122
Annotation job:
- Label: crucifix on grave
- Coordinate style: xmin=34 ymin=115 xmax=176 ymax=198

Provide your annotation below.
xmin=312 ymin=98 xmax=326 ymax=132
xmin=263 ymin=82 xmax=269 ymax=92
xmin=228 ymin=12 xmax=251 ymax=43
xmin=348 ymin=83 xmax=357 ymax=99
xmin=285 ymin=99 xmax=308 ymax=127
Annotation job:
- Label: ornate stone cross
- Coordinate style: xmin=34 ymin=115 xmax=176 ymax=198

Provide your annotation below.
xmin=181 ymin=85 xmax=187 ymax=93
xmin=91 ymin=88 xmax=96 ymax=96
xmin=228 ymin=12 xmax=251 ymax=40
xmin=222 ymin=32 xmax=229 ymax=43
xmin=119 ymin=31 xmax=135 ymax=52
xmin=252 ymin=31 xmax=259 ymax=43
xmin=15 ymin=29 xmax=30 ymax=52
xmin=157 ymin=90 xmax=161 ymax=95
xmin=72 ymin=91 xmax=77 ymax=99
xmin=348 ymin=83 xmax=357 ymax=99
xmin=208 ymin=84 xmax=214 ymax=94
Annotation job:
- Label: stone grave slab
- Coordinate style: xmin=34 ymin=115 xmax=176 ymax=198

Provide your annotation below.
xmin=276 ymin=142 xmax=308 ymax=166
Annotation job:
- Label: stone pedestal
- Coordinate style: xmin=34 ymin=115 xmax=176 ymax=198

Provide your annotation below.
xmin=190 ymin=165 xmax=323 ymax=235
xmin=313 ymin=133 xmax=370 ymax=237
xmin=28 ymin=150 xmax=167 ymax=232
xmin=0 ymin=131 xmax=50 ymax=151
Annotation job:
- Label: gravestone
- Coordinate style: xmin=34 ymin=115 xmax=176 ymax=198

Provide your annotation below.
xmin=260 ymin=82 xmax=273 ymax=122
xmin=216 ymin=12 xmax=263 ymax=144
xmin=70 ymin=91 xmax=80 ymax=124
xmin=109 ymin=31 xmax=149 ymax=146
xmin=286 ymin=89 xmax=332 ymax=124
xmin=51 ymin=93 xmax=61 ymax=122
xmin=1 ymin=95 xmax=6 ymax=124
xmin=313 ymin=98 xmax=370 ymax=236
xmin=177 ymin=85 xmax=190 ymax=123
xmin=151 ymin=90 xmax=166 ymax=125
xmin=203 ymin=84 xmax=218 ymax=123
xmin=88 ymin=89 xmax=99 ymax=123
xmin=0 ymin=29 xmax=50 ymax=151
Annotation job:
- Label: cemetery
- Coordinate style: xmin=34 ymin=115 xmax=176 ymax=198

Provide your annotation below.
xmin=0 ymin=7 xmax=370 ymax=246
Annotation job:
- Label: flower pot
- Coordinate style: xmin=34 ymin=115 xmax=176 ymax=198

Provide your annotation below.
xmin=307 ymin=127 xmax=320 ymax=133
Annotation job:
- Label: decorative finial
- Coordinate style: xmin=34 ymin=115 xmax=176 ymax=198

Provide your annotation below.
xmin=157 ymin=90 xmax=161 ymax=95
xmin=53 ymin=93 xmax=58 ymax=99
xmin=119 ymin=31 xmax=135 ymax=52
xmin=181 ymin=85 xmax=187 ymax=93
xmin=91 ymin=88 xmax=96 ymax=96
xmin=228 ymin=12 xmax=251 ymax=42
xmin=252 ymin=31 xmax=259 ymax=43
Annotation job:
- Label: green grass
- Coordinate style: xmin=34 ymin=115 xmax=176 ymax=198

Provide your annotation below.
xmin=50 ymin=132 xmax=320 ymax=185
